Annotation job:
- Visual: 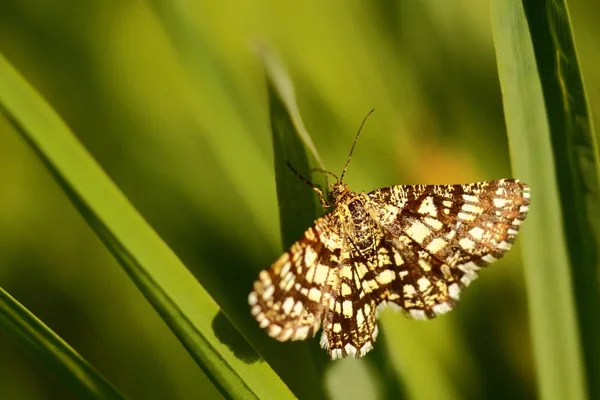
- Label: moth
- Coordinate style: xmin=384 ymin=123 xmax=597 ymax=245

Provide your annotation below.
xmin=249 ymin=111 xmax=530 ymax=359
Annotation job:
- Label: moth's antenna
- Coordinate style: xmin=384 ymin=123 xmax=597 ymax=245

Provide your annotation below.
xmin=286 ymin=162 xmax=331 ymax=208
xmin=311 ymin=168 xmax=339 ymax=181
xmin=340 ymin=109 xmax=375 ymax=182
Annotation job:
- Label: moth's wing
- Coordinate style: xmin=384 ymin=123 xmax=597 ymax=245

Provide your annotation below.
xmin=319 ymin=237 xmax=380 ymax=360
xmin=366 ymin=179 xmax=530 ymax=319
xmin=370 ymin=236 xmax=464 ymax=319
xmin=249 ymin=213 xmax=342 ymax=341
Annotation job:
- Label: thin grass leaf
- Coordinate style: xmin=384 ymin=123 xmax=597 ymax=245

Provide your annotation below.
xmin=263 ymin=48 xmax=329 ymax=248
xmin=0 ymin=287 xmax=128 ymax=399
xmin=520 ymin=3 xmax=600 ymax=398
xmin=490 ymin=1 xmax=597 ymax=399
xmin=261 ymin=47 xmax=326 ymax=172
xmin=0 ymin=53 xmax=295 ymax=400
xmin=263 ymin=50 xmax=404 ymax=400
xmin=262 ymin=48 xmax=331 ymax=399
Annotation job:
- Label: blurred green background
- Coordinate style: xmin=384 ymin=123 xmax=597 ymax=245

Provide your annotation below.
xmin=1 ymin=1 xmax=599 ymax=399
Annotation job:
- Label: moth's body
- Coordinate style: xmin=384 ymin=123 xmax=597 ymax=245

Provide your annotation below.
xmin=249 ymin=177 xmax=530 ymax=359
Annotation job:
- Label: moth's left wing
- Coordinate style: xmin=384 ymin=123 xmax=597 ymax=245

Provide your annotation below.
xmin=366 ymin=179 xmax=530 ymax=318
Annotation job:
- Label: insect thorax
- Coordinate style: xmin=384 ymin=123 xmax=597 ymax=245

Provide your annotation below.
xmin=335 ymin=191 xmax=380 ymax=254
xmin=329 ymin=182 xmax=353 ymax=204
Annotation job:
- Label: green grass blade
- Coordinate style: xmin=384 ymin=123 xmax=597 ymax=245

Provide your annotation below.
xmin=490 ymin=1 xmax=597 ymax=399
xmin=0 ymin=287 xmax=128 ymax=399
xmin=262 ymin=49 xmax=330 ymax=399
xmin=261 ymin=47 xmax=326 ymax=172
xmin=521 ymin=2 xmax=600 ymax=398
xmin=263 ymin=48 xmax=328 ymax=247
xmin=0 ymin=53 xmax=295 ymax=400
xmin=262 ymin=50 xmax=402 ymax=400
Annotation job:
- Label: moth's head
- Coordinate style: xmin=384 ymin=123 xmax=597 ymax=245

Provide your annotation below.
xmin=329 ymin=181 xmax=350 ymax=203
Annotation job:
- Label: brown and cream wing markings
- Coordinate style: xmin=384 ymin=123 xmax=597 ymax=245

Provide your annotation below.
xmin=250 ymin=178 xmax=530 ymax=359
xmin=249 ymin=213 xmax=342 ymax=342
xmin=366 ymin=179 xmax=530 ymax=319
